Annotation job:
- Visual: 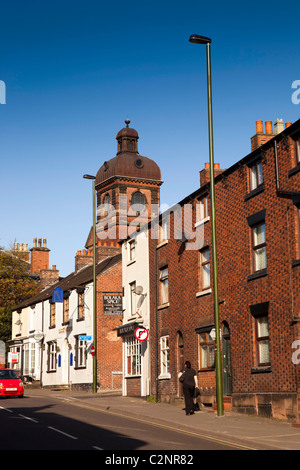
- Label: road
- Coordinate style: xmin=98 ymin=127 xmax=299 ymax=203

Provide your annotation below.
xmin=0 ymin=392 xmax=246 ymax=452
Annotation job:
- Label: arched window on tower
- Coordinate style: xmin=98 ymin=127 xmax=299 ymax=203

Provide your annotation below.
xmin=103 ymin=193 xmax=111 ymax=217
xmin=131 ymin=191 xmax=146 ymax=216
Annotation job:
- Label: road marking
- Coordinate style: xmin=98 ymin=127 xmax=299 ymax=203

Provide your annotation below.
xmin=0 ymin=406 xmax=13 ymax=412
xmin=18 ymin=414 xmax=39 ymax=423
xmin=61 ymin=400 xmax=257 ymax=450
xmin=93 ymin=446 xmax=104 ymax=450
xmin=48 ymin=426 xmax=78 ymax=440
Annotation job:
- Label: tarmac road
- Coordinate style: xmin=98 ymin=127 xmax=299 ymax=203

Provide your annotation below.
xmin=0 ymin=392 xmax=240 ymax=451
xmin=2 ymin=388 xmax=300 ymax=452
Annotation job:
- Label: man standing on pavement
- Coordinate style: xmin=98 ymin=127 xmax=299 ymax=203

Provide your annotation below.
xmin=178 ymin=361 xmax=198 ymax=416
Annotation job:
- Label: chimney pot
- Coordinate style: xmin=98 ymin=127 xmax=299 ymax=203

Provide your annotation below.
xmin=38 ymin=238 xmax=42 ymax=248
xmin=205 ymin=163 xmax=210 ymax=168
xmin=214 ymin=163 xmax=220 ymax=169
xmin=265 ymin=121 xmax=273 ymax=134
xmin=33 ymin=238 xmax=37 ymax=248
xmin=43 ymin=238 xmax=47 ymax=248
xmin=52 ymin=265 xmax=56 ymax=270
xmin=256 ymin=120 xmax=263 ymax=134
xmin=285 ymin=122 xmax=292 ymax=128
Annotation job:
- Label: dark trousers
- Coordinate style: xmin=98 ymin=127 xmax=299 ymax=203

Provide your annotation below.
xmin=183 ymin=384 xmax=195 ymax=415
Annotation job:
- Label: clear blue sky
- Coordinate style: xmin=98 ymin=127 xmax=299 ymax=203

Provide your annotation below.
xmin=1 ymin=0 xmax=299 ymax=276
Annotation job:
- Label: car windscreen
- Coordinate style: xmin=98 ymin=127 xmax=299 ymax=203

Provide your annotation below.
xmin=0 ymin=370 xmax=19 ymax=379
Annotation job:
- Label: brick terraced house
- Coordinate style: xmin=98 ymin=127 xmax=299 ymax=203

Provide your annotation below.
xmin=148 ymin=118 xmax=300 ymax=420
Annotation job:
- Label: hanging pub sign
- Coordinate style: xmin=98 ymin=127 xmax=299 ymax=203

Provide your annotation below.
xmin=103 ymin=294 xmax=122 ymax=315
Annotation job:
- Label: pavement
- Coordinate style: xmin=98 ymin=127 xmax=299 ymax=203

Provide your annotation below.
xmin=25 ymin=387 xmax=300 ymax=451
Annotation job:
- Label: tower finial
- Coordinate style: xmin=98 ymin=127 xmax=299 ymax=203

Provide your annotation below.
xmin=125 ymin=118 xmax=130 ymax=128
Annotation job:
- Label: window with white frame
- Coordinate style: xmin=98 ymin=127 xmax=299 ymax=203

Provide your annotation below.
xmin=23 ymin=343 xmax=30 ymax=375
xmin=126 ymin=337 xmax=141 ymax=376
xmin=47 ymin=341 xmax=57 ymax=372
xmin=160 ymin=336 xmax=170 ymax=376
xmin=128 ymin=239 xmax=136 ymax=261
xmin=78 ymin=289 xmax=85 ymax=320
xmin=130 ymin=281 xmax=136 ymax=316
xmin=196 ymin=195 xmax=209 ymax=223
xmin=50 ymin=302 xmax=55 ymax=328
xmin=159 ymin=267 xmax=169 ymax=305
xmin=159 ymin=219 xmax=169 ymax=243
xmin=252 ymin=222 xmax=267 ymax=271
xmin=75 ymin=337 xmax=87 ymax=368
xmin=295 ymin=140 xmax=300 ymax=165
xmin=199 ymin=247 xmax=210 ymax=290
xmin=255 ymin=315 xmax=270 ymax=366
xmin=199 ymin=331 xmax=215 ymax=370
xmin=249 ymin=160 xmax=263 ymax=191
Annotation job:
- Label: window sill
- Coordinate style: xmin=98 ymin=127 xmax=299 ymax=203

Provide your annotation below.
xmin=251 ymin=366 xmax=272 ymax=374
xmin=247 ymin=269 xmax=268 ymax=281
xmin=158 ymin=373 xmax=171 ymax=380
xmin=196 ymin=288 xmax=212 ymax=297
xmin=157 ymin=303 xmax=170 ymax=310
xmin=195 ymin=216 xmax=210 ymax=228
xmin=289 ymin=163 xmax=300 ymax=177
xmin=127 ymin=259 xmax=136 ymax=266
xmin=244 ymin=184 xmax=265 ymax=201
xmin=156 ymin=240 xmax=168 ymax=249
xmin=125 ymin=375 xmax=141 ymax=379
xmin=76 ymin=317 xmax=85 ymax=322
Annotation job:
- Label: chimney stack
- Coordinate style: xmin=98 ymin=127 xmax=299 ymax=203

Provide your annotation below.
xmin=200 ymin=162 xmax=224 ymax=187
xmin=30 ymin=237 xmax=50 ymax=274
xmin=40 ymin=265 xmax=59 ymax=290
xmin=251 ymin=120 xmax=275 ymax=152
xmin=75 ymin=249 xmax=93 ymax=272
xmin=13 ymin=241 xmax=30 ymax=262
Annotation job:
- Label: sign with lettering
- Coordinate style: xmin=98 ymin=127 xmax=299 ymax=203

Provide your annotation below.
xmin=103 ymin=294 xmax=122 ymax=315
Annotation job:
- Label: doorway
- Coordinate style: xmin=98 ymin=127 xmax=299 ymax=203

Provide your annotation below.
xmin=222 ymin=323 xmax=232 ymax=396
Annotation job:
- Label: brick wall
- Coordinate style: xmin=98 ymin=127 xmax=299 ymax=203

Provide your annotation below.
xmin=149 ymin=120 xmax=300 ymax=419
xmin=96 ymin=260 xmax=123 ymax=391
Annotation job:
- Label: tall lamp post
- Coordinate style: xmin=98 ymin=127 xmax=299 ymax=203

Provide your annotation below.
xmin=189 ymin=34 xmax=224 ymax=416
xmin=83 ymin=174 xmax=97 ymax=394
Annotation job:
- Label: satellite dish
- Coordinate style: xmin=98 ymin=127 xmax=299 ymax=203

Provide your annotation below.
xmin=135 ymin=286 xmax=144 ymax=295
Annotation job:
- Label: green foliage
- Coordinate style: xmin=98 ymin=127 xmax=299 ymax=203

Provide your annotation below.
xmin=0 ymin=248 xmax=40 ymax=346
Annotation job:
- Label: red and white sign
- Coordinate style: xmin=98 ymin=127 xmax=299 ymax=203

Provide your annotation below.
xmin=90 ymin=345 xmax=95 ymax=356
xmin=134 ymin=327 xmax=149 ymax=342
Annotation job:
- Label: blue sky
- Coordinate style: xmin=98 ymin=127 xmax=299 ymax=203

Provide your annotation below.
xmin=0 ymin=0 xmax=299 ymax=276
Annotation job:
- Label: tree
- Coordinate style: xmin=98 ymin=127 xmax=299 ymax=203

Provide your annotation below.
xmin=0 ymin=248 xmax=40 ymax=345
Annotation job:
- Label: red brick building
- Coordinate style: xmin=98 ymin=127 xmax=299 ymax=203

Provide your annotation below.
xmin=149 ymin=118 xmax=300 ymax=420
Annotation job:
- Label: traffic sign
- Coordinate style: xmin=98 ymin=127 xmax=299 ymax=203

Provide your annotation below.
xmin=90 ymin=345 xmax=95 ymax=356
xmin=134 ymin=327 xmax=149 ymax=342
xmin=79 ymin=335 xmax=92 ymax=341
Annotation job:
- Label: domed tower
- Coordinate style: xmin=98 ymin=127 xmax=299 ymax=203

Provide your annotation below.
xmin=85 ymin=120 xmax=162 ymax=260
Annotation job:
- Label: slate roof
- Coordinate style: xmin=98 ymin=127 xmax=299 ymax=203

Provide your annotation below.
xmin=14 ymin=253 xmax=122 ymax=311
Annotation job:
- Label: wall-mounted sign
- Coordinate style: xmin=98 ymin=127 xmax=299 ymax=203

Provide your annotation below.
xmin=103 ymin=294 xmax=122 ymax=315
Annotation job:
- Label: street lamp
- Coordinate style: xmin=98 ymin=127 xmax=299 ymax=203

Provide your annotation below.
xmin=189 ymin=34 xmax=224 ymax=416
xmin=83 ymin=174 xmax=97 ymax=394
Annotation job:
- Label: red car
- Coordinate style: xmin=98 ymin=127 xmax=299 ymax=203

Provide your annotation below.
xmin=0 ymin=369 xmax=24 ymax=398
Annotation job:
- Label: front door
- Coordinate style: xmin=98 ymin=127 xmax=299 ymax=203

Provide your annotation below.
xmin=222 ymin=324 xmax=232 ymax=396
